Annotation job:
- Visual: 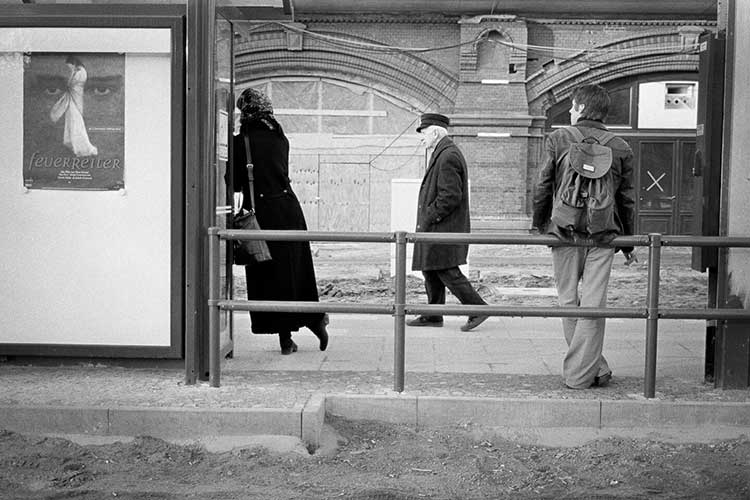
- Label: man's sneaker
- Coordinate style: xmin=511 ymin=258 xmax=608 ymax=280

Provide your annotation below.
xmin=406 ymin=316 xmax=444 ymax=327
xmin=460 ymin=315 xmax=489 ymax=332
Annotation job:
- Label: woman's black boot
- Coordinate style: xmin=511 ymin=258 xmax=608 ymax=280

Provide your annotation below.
xmin=309 ymin=313 xmax=329 ymax=351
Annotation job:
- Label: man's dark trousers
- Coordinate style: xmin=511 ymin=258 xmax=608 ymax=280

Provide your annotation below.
xmin=422 ymin=267 xmax=486 ymax=321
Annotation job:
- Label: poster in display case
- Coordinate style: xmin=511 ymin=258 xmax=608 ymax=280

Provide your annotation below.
xmin=0 ymin=12 xmax=185 ymax=358
xmin=23 ymin=52 xmax=125 ymax=190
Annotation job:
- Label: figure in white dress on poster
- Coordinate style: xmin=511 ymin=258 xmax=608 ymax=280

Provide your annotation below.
xmin=49 ymin=55 xmax=98 ymax=157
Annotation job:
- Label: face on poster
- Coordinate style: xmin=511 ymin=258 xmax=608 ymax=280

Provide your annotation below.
xmin=23 ymin=52 xmax=125 ymax=190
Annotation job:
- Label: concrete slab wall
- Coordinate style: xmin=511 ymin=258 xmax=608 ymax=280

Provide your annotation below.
xmin=725 ymin=2 xmax=750 ymax=307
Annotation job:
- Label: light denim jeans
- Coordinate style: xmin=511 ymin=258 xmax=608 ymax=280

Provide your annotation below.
xmin=551 ymin=245 xmax=615 ymax=389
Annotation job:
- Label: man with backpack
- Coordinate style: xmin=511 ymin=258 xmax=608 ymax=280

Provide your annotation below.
xmin=532 ymin=84 xmax=636 ymax=389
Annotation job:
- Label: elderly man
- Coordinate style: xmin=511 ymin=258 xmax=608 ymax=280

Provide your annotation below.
xmin=407 ymin=113 xmax=489 ymax=332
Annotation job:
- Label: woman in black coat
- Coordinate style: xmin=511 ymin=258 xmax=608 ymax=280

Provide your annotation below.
xmin=232 ymin=88 xmax=328 ymax=355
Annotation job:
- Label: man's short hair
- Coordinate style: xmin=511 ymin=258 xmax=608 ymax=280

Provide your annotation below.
xmin=571 ymin=84 xmax=610 ymax=122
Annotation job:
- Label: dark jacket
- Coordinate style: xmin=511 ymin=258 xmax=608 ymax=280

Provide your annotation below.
xmin=412 ymin=136 xmax=471 ymax=271
xmin=232 ymin=119 xmax=323 ymax=334
xmin=532 ymin=120 xmax=635 ymax=252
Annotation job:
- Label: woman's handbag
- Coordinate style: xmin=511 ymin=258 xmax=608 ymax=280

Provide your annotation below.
xmin=232 ymin=134 xmax=272 ymax=266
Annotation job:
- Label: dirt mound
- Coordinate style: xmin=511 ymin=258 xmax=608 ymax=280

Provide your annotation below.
xmin=1 ymin=419 xmax=749 ymax=499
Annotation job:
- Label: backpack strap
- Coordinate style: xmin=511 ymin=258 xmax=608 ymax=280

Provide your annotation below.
xmin=572 ymin=125 xmax=616 ymax=146
xmin=567 ymin=126 xmax=584 ymax=143
xmin=557 ymin=127 xmax=584 ymax=166
xmin=596 ymin=130 xmax=616 ymax=146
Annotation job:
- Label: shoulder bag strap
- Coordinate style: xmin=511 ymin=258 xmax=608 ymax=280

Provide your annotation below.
xmin=243 ymin=133 xmax=258 ymax=213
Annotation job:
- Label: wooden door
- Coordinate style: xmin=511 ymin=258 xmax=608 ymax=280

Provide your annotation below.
xmin=633 ymin=137 xmax=696 ymax=234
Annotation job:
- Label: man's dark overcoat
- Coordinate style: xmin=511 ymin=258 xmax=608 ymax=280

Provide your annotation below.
xmin=232 ymin=120 xmax=324 ymax=334
xmin=412 ymin=136 xmax=471 ymax=271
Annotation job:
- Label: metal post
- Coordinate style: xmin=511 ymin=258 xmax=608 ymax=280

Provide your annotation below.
xmin=393 ymin=231 xmax=407 ymax=392
xmin=644 ymin=233 xmax=662 ymax=398
xmin=208 ymin=228 xmax=221 ymax=387
xmin=185 ymin=0 xmax=217 ymax=384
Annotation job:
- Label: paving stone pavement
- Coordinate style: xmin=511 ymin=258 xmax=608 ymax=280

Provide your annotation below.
xmin=2 ymin=313 xmax=749 ymax=447
xmin=2 ymin=313 xmax=747 ymax=409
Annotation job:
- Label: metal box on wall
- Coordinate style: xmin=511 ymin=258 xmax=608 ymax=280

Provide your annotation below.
xmin=664 ymin=82 xmax=696 ymax=110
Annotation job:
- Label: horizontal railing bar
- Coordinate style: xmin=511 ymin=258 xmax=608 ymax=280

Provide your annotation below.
xmin=219 ymin=229 xmax=651 ymax=247
xmin=219 ymin=229 xmax=750 ymax=249
xmin=220 ymin=229 xmax=395 ymax=243
xmin=408 ymin=233 xmax=561 ymax=245
xmin=219 ymin=300 xmax=393 ymax=315
xmin=219 ymin=301 xmax=750 ymax=321
xmin=220 ymin=299 xmax=750 ymax=321
xmin=407 ymin=304 xmax=646 ymax=318
xmin=660 ymin=236 xmax=750 ymax=247
xmin=407 ymin=233 xmax=649 ymax=247
xmin=659 ymin=308 xmax=750 ymax=320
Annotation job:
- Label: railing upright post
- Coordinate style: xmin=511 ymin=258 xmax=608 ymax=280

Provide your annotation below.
xmin=393 ymin=231 xmax=407 ymax=392
xmin=644 ymin=233 xmax=662 ymax=398
xmin=208 ymin=227 xmax=221 ymax=388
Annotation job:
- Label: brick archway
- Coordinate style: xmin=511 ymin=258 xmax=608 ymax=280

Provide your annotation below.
xmin=234 ymin=24 xmax=458 ymax=112
xmin=526 ymin=29 xmax=702 ymax=114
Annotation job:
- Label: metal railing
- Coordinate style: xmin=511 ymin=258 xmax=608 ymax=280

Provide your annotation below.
xmin=208 ymin=228 xmax=750 ymax=398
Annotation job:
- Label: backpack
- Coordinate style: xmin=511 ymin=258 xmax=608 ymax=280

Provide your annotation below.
xmin=550 ymin=126 xmax=617 ymax=236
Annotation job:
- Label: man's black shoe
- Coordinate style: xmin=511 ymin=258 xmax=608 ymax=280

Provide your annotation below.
xmin=460 ymin=315 xmax=489 ymax=332
xmin=406 ymin=316 xmax=444 ymax=327
xmin=593 ymin=371 xmax=612 ymax=387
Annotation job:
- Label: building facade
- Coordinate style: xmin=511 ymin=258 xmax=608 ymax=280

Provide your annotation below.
xmin=234 ymin=8 xmax=714 ymax=233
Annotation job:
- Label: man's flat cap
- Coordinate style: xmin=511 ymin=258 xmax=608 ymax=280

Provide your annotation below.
xmin=416 ymin=113 xmax=450 ymax=132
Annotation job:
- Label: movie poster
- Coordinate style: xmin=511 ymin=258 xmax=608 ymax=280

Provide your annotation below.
xmin=23 ymin=52 xmax=125 ymax=190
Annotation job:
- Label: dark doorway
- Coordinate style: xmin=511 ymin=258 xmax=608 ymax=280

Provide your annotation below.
xmin=628 ymin=136 xmax=696 ymax=234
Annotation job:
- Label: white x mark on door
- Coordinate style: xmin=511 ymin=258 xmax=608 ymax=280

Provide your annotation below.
xmin=646 ymin=171 xmax=666 ymax=192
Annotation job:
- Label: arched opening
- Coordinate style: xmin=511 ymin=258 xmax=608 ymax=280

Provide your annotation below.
xmin=236 ymin=77 xmax=426 ymax=232
xmin=476 ymin=30 xmax=511 ymax=80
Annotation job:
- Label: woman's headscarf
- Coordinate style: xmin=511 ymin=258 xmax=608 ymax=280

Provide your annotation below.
xmin=237 ymin=88 xmax=273 ymax=124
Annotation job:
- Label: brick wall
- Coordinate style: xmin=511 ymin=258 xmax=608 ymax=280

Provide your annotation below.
xmin=237 ymin=13 xmax=713 ymax=230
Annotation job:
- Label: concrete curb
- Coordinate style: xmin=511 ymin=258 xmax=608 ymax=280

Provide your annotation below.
xmin=302 ymin=393 xmax=326 ymax=446
xmin=3 ymin=395 xmax=750 ymax=449
xmin=0 ymin=406 xmax=109 ymax=435
xmin=325 ymin=394 xmax=750 ymax=428
xmin=325 ymin=394 xmax=750 ymax=445
xmin=0 ymin=400 xmax=320 ymax=447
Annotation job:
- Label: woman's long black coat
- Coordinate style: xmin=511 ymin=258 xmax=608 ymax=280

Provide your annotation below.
xmin=411 ymin=136 xmax=471 ymax=271
xmin=232 ymin=120 xmax=323 ymax=334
